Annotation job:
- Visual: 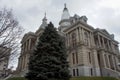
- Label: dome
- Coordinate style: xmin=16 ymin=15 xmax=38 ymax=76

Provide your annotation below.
xmin=61 ymin=4 xmax=70 ymax=20
xmin=40 ymin=13 xmax=47 ymax=29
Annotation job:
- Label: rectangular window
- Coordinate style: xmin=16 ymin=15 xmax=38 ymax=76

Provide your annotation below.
xmin=76 ymin=68 xmax=79 ymax=76
xmin=71 ymin=33 xmax=77 ymax=48
xmin=90 ymin=68 xmax=93 ymax=76
xmin=88 ymin=52 xmax=91 ymax=64
xmin=73 ymin=69 xmax=75 ymax=76
xmin=84 ymin=31 xmax=89 ymax=46
xmin=72 ymin=53 xmax=75 ymax=64
xmin=76 ymin=52 xmax=78 ymax=64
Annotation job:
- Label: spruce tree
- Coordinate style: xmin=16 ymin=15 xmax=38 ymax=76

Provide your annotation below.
xmin=26 ymin=22 xmax=70 ymax=80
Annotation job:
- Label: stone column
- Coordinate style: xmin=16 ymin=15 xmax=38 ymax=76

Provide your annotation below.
xmin=26 ymin=41 xmax=27 ymax=51
xmin=88 ymin=32 xmax=91 ymax=47
xmin=112 ymin=56 xmax=116 ymax=70
xmin=65 ymin=33 xmax=68 ymax=47
xmin=19 ymin=57 xmax=22 ymax=71
xmin=107 ymin=40 xmax=110 ymax=50
xmin=29 ymin=39 xmax=31 ymax=50
xmin=109 ymin=41 xmax=112 ymax=50
xmin=25 ymin=55 xmax=27 ymax=69
xmin=78 ymin=27 xmax=80 ymax=43
xmin=20 ymin=58 xmax=22 ymax=71
xmin=27 ymin=40 xmax=29 ymax=50
xmin=81 ymin=28 xmax=84 ymax=43
xmin=79 ymin=27 xmax=82 ymax=42
xmin=76 ymin=28 xmax=79 ymax=43
xmin=24 ymin=56 xmax=26 ymax=70
xmin=92 ymin=49 xmax=100 ymax=76
xmin=17 ymin=58 xmax=20 ymax=71
xmin=25 ymin=42 xmax=27 ymax=51
xmin=24 ymin=43 xmax=26 ymax=51
xmin=23 ymin=45 xmax=25 ymax=52
xmin=21 ymin=57 xmax=23 ymax=70
xmin=25 ymin=55 xmax=27 ymax=70
xmin=17 ymin=59 xmax=19 ymax=71
xmin=110 ymin=42 xmax=113 ymax=50
xmin=103 ymin=53 xmax=106 ymax=68
xmin=89 ymin=32 xmax=92 ymax=47
xmin=23 ymin=45 xmax=24 ymax=53
xmin=102 ymin=37 xmax=105 ymax=48
xmin=114 ymin=57 xmax=119 ymax=71
xmin=68 ymin=33 xmax=70 ymax=47
xmin=26 ymin=40 xmax=28 ymax=51
xmin=23 ymin=56 xmax=25 ymax=70
xmin=110 ymin=55 xmax=114 ymax=69
xmin=22 ymin=57 xmax=24 ymax=70
xmin=107 ymin=55 xmax=111 ymax=69
xmin=91 ymin=32 xmax=95 ymax=47
xmin=24 ymin=55 xmax=26 ymax=70
xmin=100 ymin=51 xmax=106 ymax=68
xmin=69 ymin=33 xmax=72 ymax=47
xmin=98 ymin=35 xmax=101 ymax=48
xmin=21 ymin=47 xmax=23 ymax=54
xmin=65 ymin=34 xmax=67 ymax=47
xmin=114 ymin=56 xmax=118 ymax=71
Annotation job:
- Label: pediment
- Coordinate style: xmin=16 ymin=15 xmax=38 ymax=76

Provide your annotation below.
xmin=101 ymin=29 xmax=110 ymax=35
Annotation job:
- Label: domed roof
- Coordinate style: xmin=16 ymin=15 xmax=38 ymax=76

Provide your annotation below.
xmin=61 ymin=3 xmax=70 ymax=20
xmin=40 ymin=13 xmax=47 ymax=29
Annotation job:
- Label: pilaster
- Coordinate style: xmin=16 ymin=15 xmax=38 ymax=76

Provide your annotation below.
xmin=102 ymin=37 xmax=105 ymax=48
xmin=98 ymin=35 xmax=101 ymax=48
xmin=76 ymin=28 xmax=79 ymax=43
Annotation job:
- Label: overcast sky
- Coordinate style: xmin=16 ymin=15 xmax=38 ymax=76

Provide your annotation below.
xmin=0 ymin=0 xmax=120 ymax=69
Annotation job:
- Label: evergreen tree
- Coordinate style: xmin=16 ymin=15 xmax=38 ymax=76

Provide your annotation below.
xmin=26 ymin=22 xmax=70 ymax=80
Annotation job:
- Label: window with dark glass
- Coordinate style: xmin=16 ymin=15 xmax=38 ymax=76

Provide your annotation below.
xmin=88 ymin=52 xmax=92 ymax=64
xmin=73 ymin=69 xmax=75 ymax=76
xmin=76 ymin=52 xmax=78 ymax=64
xmin=90 ymin=68 xmax=93 ymax=76
xmin=84 ymin=31 xmax=89 ymax=45
xmin=72 ymin=53 xmax=75 ymax=64
xmin=76 ymin=68 xmax=79 ymax=76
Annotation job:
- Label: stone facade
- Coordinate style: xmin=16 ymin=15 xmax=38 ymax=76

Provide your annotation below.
xmin=17 ymin=4 xmax=120 ymax=78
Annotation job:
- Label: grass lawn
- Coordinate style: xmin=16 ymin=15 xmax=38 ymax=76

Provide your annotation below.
xmin=70 ymin=77 xmax=119 ymax=80
xmin=6 ymin=77 xmax=119 ymax=80
xmin=6 ymin=77 xmax=27 ymax=80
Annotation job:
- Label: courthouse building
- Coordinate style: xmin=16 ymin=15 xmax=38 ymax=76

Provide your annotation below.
xmin=17 ymin=4 xmax=120 ymax=78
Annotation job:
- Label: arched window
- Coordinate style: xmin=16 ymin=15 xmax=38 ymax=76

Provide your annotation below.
xmin=72 ymin=52 xmax=78 ymax=64
xmin=71 ymin=32 xmax=77 ymax=47
xmin=76 ymin=52 xmax=78 ymax=64
xmin=84 ymin=31 xmax=89 ymax=45
xmin=88 ymin=52 xmax=92 ymax=64
xmin=72 ymin=53 xmax=75 ymax=64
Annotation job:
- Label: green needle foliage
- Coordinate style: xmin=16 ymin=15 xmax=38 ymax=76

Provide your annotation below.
xmin=26 ymin=22 xmax=70 ymax=80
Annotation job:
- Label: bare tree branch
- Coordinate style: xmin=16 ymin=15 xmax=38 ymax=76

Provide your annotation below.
xmin=0 ymin=8 xmax=24 ymax=64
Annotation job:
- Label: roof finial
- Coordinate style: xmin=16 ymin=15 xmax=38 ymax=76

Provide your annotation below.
xmin=64 ymin=3 xmax=66 ymax=8
xmin=42 ymin=12 xmax=47 ymax=22
xmin=44 ymin=12 xmax=46 ymax=18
